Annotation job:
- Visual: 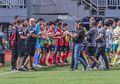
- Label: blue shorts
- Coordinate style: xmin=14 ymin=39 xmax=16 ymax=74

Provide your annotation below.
xmin=35 ymin=40 xmax=41 ymax=49
xmin=112 ymin=44 xmax=118 ymax=51
xmin=106 ymin=48 xmax=111 ymax=52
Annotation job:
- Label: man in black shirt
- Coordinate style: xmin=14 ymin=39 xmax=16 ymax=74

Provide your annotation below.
xmin=10 ymin=22 xmax=20 ymax=71
xmin=72 ymin=21 xmax=88 ymax=71
xmin=17 ymin=25 xmax=30 ymax=71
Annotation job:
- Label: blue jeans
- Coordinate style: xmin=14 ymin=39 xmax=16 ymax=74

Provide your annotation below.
xmin=73 ymin=43 xmax=87 ymax=69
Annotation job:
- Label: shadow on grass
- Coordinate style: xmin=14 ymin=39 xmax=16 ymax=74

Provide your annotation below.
xmin=35 ymin=64 xmax=71 ymax=71
xmin=1 ymin=61 xmax=120 ymax=72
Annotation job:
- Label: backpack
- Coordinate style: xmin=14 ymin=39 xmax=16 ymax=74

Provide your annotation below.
xmin=10 ymin=30 xmax=17 ymax=47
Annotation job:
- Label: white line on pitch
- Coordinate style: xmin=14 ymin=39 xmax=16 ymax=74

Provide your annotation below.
xmin=0 ymin=72 xmax=14 ymax=77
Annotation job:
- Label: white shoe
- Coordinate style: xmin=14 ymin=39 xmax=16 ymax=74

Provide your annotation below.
xmin=33 ymin=64 xmax=43 ymax=68
xmin=85 ymin=65 xmax=92 ymax=71
xmin=11 ymin=69 xmax=19 ymax=72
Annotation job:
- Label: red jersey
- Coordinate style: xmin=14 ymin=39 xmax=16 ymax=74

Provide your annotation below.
xmin=47 ymin=29 xmax=54 ymax=35
xmin=55 ymin=29 xmax=63 ymax=46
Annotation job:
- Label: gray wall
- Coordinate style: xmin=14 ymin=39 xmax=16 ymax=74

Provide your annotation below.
xmin=0 ymin=8 xmax=27 ymax=23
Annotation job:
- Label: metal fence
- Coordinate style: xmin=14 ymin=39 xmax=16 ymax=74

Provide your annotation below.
xmin=0 ymin=0 xmax=25 ymax=7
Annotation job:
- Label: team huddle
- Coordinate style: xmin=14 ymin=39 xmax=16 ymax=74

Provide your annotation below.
xmin=7 ymin=16 xmax=120 ymax=71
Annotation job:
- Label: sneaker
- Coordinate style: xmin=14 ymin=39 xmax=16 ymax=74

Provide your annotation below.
xmin=85 ymin=65 xmax=92 ymax=71
xmin=65 ymin=60 xmax=69 ymax=63
xmin=18 ymin=66 xmax=28 ymax=71
xmin=93 ymin=67 xmax=99 ymax=71
xmin=23 ymin=66 xmax=29 ymax=71
xmin=63 ymin=61 xmax=69 ymax=65
xmin=11 ymin=69 xmax=18 ymax=72
xmin=21 ymin=66 xmax=29 ymax=71
xmin=116 ymin=60 xmax=120 ymax=65
xmin=98 ymin=63 xmax=105 ymax=70
xmin=33 ymin=64 xmax=43 ymax=68
xmin=63 ymin=62 xmax=68 ymax=65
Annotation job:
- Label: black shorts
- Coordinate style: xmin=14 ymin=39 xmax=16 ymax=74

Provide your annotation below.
xmin=87 ymin=46 xmax=96 ymax=56
xmin=41 ymin=46 xmax=48 ymax=53
xmin=49 ymin=45 xmax=55 ymax=51
xmin=19 ymin=51 xmax=29 ymax=57
xmin=28 ymin=45 xmax=36 ymax=56
xmin=45 ymin=47 xmax=49 ymax=53
xmin=0 ymin=54 xmax=4 ymax=64
xmin=62 ymin=46 xmax=70 ymax=52
xmin=19 ymin=46 xmax=29 ymax=57
xmin=56 ymin=46 xmax=63 ymax=52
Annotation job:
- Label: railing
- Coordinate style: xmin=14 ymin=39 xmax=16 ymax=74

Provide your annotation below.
xmin=0 ymin=0 xmax=25 ymax=7
xmin=90 ymin=0 xmax=106 ymax=7
xmin=107 ymin=0 xmax=120 ymax=6
xmin=90 ymin=0 xmax=97 ymax=6
xmin=90 ymin=0 xmax=120 ymax=7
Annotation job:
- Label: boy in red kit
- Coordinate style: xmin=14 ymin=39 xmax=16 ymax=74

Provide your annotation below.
xmin=45 ymin=22 xmax=56 ymax=66
xmin=55 ymin=22 xmax=64 ymax=65
xmin=62 ymin=23 xmax=70 ymax=64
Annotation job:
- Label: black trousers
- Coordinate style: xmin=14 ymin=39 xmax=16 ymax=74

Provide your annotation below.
xmin=95 ymin=46 xmax=109 ymax=69
xmin=0 ymin=54 xmax=4 ymax=64
xmin=11 ymin=48 xmax=18 ymax=69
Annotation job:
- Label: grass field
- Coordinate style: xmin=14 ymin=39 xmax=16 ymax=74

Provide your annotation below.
xmin=0 ymin=60 xmax=120 ymax=84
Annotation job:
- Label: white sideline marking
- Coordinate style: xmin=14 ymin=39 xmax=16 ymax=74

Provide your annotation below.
xmin=0 ymin=72 xmax=14 ymax=77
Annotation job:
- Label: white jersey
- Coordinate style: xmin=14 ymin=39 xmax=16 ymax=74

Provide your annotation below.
xmin=113 ymin=26 xmax=120 ymax=44
xmin=106 ymin=29 xmax=113 ymax=48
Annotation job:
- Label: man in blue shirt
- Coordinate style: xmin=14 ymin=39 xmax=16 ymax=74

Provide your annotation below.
xmin=32 ymin=18 xmax=44 ymax=68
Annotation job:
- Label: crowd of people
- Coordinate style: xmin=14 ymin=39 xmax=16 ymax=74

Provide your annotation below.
xmin=0 ymin=15 xmax=120 ymax=72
